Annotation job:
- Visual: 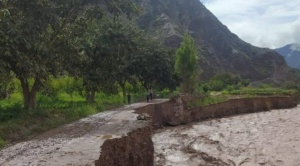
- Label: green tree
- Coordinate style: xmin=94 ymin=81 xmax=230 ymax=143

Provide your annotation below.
xmin=81 ymin=17 xmax=177 ymax=102
xmin=0 ymin=0 xmax=138 ymax=109
xmin=0 ymin=67 xmax=14 ymax=99
xmin=130 ymin=37 xmax=177 ymax=91
xmin=175 ymin=33 xmax=199 ymax=94
xmin=81 ymin=19 xmax=142 ymax=103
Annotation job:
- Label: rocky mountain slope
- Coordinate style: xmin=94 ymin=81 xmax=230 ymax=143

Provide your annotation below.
xmin=275 ymin=44 xmax=300 ymax=70
xmin=135 ymin=0 xmax=289 ymax=82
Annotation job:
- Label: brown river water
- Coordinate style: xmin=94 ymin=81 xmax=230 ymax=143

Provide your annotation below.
xmin=153 ymin=105 xmax=300 ymax=166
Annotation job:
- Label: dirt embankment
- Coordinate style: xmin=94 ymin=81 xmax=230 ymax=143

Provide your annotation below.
xmin=95 ymin=95 xmax=299 ymax=165
xmin=135 ymin=95 xmax=299 ymax=127
xmin=95 ymin=127 xmax=153 ymax=166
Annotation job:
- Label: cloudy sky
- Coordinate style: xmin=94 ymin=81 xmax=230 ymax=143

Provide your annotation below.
xmin=201 ymin=0 xmax=300 ymax=49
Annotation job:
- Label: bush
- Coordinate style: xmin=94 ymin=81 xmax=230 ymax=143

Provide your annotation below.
xmin=0 ymin=102 xmax=23 ymax=121
xmin=0 ymin=137 xmax=5 ymax=148
xmin=228 ymin=88 xmax=296 ymax=96
xmin=187 ymin=95 xmax=229 ymax=109
xmin=205 ymin=73 xmax=248 ymax=91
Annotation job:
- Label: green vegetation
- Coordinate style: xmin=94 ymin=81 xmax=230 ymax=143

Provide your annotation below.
xmin=201 ymin=73 xmax=249 ymax=92
xmin=187 ymin=95 xmax=230 ymax=109
xmin=0 ymin=76 xmax=126 ymax=148
xmin=187 ymin=73 xmax=299 ymax=109
xmin=223 ymin=87 xmax=297 ymax=96
xmin=0 ymin=0 xmax=178 ymax=148
xmin=175 ymin=33 xmax=199 ymax=94
xmin=1 ymin=0 xmax=299 ymax=150
xmin=0 ymin=0 xmax=163 ymax=110
xmin=0 ymin=137 xmax=5 ymax=148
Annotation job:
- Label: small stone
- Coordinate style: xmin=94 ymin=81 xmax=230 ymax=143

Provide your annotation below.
xmin=137 ymin=113 xmax=151 ymax=120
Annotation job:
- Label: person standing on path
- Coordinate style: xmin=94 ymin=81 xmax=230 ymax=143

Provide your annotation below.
xmin=127 ymin=93 xmax=131 ymax=104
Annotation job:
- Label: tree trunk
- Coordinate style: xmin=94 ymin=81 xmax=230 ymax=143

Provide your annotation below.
xmin=119 ymin=82 xmax=126 ymax=104
xmin=86 ymin=90 xmax=96 ymax=104
xmin=20 ymin=78 xmax=41 ymax=110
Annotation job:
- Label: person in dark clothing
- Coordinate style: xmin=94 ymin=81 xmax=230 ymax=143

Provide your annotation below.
xmin=127 ymin=94 xmax=131 ymax=104
xmin=146 ymin=94 xmax=149 ymax=102
xmin=149 ymin=91 xmax=153 ymax=100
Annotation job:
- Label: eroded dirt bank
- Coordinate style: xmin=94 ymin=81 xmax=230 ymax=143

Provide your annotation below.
xmin=96 ymin=95 xmax=299 ymax=165
xmin=153 ymin=105 xmax=300 ymax=166
xmin=0 ymin=101 xmax=168 ymax=166
xmin=135 ymin=96 xmax=299 ymax=128
xmin=95 ymin=127 xmax=154 ymax=166
xmin=1 ymin=96 xmax=298 ymax=166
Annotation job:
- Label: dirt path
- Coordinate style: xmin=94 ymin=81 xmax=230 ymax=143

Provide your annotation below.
xmin=153 ymin=105 xmax=300 ymax=166
xmin=0 ymin=99 xmax=168 ymax=166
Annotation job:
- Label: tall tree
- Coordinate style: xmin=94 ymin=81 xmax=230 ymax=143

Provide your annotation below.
xmin=175 ymin=33 xmax=199 ymax=94
xmin=102 ymin=20 xmax=142 ymax=102
xmin=130 ymin=37 xmax=177 ymax=91
xmin=0 ymin=0 xmax=138 ymax=109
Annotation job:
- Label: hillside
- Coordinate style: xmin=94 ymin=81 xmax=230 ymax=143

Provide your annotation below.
xmin=275 ymin=44 xmax=300 ymax=70
xmin=136 ymin=0 xmax=289 ymax=82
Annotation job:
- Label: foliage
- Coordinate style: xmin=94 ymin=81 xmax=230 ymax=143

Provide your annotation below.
xmin=175 ymin=33 xmax=199 ymax=93
xmin=0 ymin=0 xmax=87 ymax=109
xmin=224 ymin=87 xmax=297 ymax=96
xmin=155 ymin=88 xmax=179 ymax=99
xmin=0 ymin=90 xmax=124 ymax=148
xmin=0 ymin=137 xmax=5 ymax=148
xmin=130 ymin=35 xmax=178 ymax=91
xmin=0 ymin=69 xmax=14 ymax=99
xmin=204 ymin=73 xmax=249 ymax=92
xmin=187 ymin=95 xmax=229 ymax=109
xmin=41 ymin=76 xmax=83 ymax=97
xmin=80 ymin=17 xmax=177 ymax=103
xmin=0 ymin=0 xmax=139 ymax=110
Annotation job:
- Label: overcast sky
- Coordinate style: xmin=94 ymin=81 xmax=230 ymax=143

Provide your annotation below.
xmin=201 ymin=0 xmax=300 ymax=49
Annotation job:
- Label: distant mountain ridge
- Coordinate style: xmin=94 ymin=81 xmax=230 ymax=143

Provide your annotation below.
xmin=275 ymin=44 xmax=300 ymax=70
xmin=135 ymin=0 xmax=290 ymax=82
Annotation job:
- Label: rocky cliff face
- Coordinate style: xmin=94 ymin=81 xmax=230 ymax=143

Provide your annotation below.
xmin=136 ymin=0 xmax=289 ymax=82
xmin=275 ymin=43 xmax=300 ymax=70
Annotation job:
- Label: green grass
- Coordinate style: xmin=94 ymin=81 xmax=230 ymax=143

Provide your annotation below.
xmin=187 ymin=87 xmax=297 ymax=109
xmin=0 ymin=137 xmax=5 ymax=149
xmin=0 ymin=92 xmax=125 ymax=149
xmin=223 ymin=87 xmax=297 ymax=96
xmin=187 ymin=95 xmax=230 ymax=109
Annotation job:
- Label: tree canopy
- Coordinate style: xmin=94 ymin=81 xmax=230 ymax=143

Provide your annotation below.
xmin=175 ymin=33 xmax=199 ymax=94
xmin=0 ymin=0 xmax=178 ymax=108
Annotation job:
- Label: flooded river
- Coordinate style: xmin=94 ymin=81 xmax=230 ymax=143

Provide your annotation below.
xmin=153 ymin=105 xmax=300 ymax=166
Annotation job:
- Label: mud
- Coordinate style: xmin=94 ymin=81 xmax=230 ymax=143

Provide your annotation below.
xmin=97 ymin=95 xmax=298 ymax=166
xmin=0 ymin=100 xmax=167 ymax=166
xmin=0 ymin=96 xmax=299 ymax=166
xmin=153 ymin=105 xmax=300 ymax=166
xmin=135 ymin=96 xmax=299 ymax=128
xmin=95 ymin=127 xmax=154 ymax=166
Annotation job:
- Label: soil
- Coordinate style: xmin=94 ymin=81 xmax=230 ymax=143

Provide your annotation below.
xmin=0 ymin=100 xmax=167 ymax=166
xmin=153 ymin=105 xmax=300 ymax=166
xmin=1 ymin=96 xmax=299 ymax=166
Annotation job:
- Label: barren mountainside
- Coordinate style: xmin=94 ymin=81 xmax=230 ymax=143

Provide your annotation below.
xmin=136 ymin=0 xmax=289 ymax=82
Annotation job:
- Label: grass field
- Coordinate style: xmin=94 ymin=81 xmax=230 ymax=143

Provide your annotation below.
xmin=0 ymin=91 xmax=125 ymax=149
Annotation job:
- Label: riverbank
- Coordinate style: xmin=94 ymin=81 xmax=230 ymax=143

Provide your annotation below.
xmin=0 ymin=100 xmax=167 ymax=166
xmin=0 ymin=95 xmax=299 ymax=166
xmin=153 ymin=104 xmax=300 ymax=165
xmin=95 ymin=95 xmax=299 ymax=165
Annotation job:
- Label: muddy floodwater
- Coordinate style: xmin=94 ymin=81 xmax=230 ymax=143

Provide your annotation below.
xmin=153 ymin=105 xmax=300 ymax=166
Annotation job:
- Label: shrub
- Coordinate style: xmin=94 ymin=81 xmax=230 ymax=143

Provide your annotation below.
xmin=206 ymin=73 xmax=248 ymax=91
xmin=187 ymin=95 xmax=229 ymax=109
xmin=0 ymin=137 xmax=5 ymax=149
